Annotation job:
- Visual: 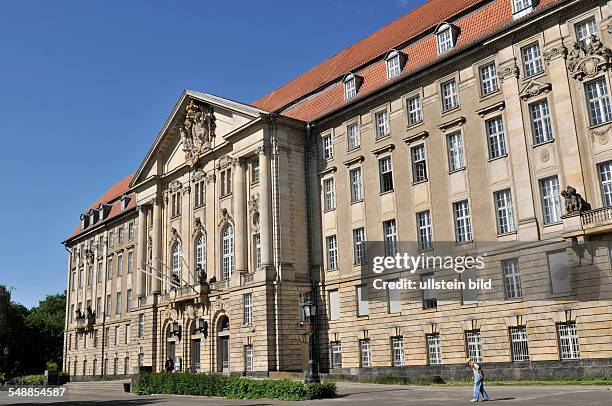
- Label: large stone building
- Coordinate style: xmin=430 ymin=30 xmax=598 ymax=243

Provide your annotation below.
xmin=63 ymin=0 xmax=612 ymax=380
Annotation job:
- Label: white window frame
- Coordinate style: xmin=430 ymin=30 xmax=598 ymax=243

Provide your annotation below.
xmin=437 ymin=25 xmax=454 ymax=53
xmin=356 ymin=284 xmax=369 ymax=317
xmin=323 ymin=177 xmax=336 ymax=211
xmin=243 ymin=293 xmax=253 ymax=325
xmin=416 ymin=210 xmax=433 ymax=251
xmin=407 ymin=94 xmax=423 ymax=125
xmin=391 ymin=336 xmax=404 ymax=366
xmin=386 ymin=51 xmax=401 ymax=79
xmin=441 ymin=79 xmax=459 ymax=111
xmin=529 ymin=99 xmax=554 ymax=144
xmin=465 ymin=330 xmax=484 ymax=363
xmin=557 ymin=322 xmax=580 ymax=360
xmin=360 ymin=339 xmax=372 ymax=367
xmin=575 ymin=17 xmax=598 ymax=48
xmin=344 ymin=75 xmax=357 ymax=99
xmin=326 ymin=235 xmax=338 ymax=270
xmin=222 ymin=225 xmax=234 ymax=280
xmin=346 ymin=121 xmax=360 ymax=151
xmin=585 ymin=77 xmax=612 ymax=126
xmin=353 ymin=227 xmax=366 ymax=265
xmin=349 ymin=167 xmax=364 ymax=203
xmin=521 ymin=42 xmax=543 ymax=78
xmin=330 ymin=341 xmax=342 ymax=369
xmin=375 ymin=109 xmax=390 ymax=139
xmin=453 ymin=200 xmax=473 ymax=242
xmin=599 ymin=160 xmax=612 ymax=206
xmin=510 ymin=326 xmax=530 ymax=361
xmin=383 ymin=219 xmax=398 ymax=257
xmin=446 ymin=131 xmax=465 ymax=172
xmin=379 ymin=156 xmax=394 ymax=193
xmin=411 ymin=144 xmax=427 ymax=183
xmin=426 ymin=333 xmax=442 ymax=365
xmin=479 ymin=62 xmax=499 ymax=96
xmin=322 ymin=134 xmax=333 ymax=160
xmin=502 ymin=258 xmax=523 ymax=299
xmin=494 ymin=189 xmax=516 ymax=234
xmin=486 ymin=116 xmax=507 ymax=159
xmin=539 ymin=176 xmax=562 ymax=224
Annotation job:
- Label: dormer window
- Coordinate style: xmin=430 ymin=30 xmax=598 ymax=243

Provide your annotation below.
xmin=120 ymin=195 xmax=130 ymax=210
xmin=89 ymin=211 xmax=96 ymax=226
xmin=436 ymin=23 xmax=457 ymax=54
xmin=81 ymin=215 xmax=87 ymax=229
xmin=344 ymin=74 xmax=357 ymax=100
xmin=98 ymin=204 xmax=107 ymax=220
xmin=386 ymin=50 xmax=406 ymax=79
xmin=512 ymin=0 xmax=533 ymax=19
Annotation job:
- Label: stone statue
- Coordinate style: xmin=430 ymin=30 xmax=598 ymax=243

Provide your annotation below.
xmin=567 ymin=42 xmax=586 ymax=71
xmin=171 ymin=272 xmax=181 ymax=289
xmin=75 ymin=308 xmax=83 ymax=320
xmin=179 ymin=100 xmax=216 ymax=166
xmin=196 ymin=264 xmax=207 ymax=284
xmin=588 ymin=35 xmax=612 ymax=59
xmin=561 ymin=186 xmax=590 ymax=214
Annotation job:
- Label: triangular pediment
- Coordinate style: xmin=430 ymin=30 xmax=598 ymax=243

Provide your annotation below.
xmin=519 ymin=79 xmax=552 ymax=101
xmin=130 ymin=90 xmax=268 ymax=188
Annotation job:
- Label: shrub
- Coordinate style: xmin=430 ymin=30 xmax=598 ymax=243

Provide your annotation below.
xmin=0 ymin=372 xmax=5 ymax=384
xmin=16 ymin=375 xmax=44 ymax=385
xmin=135 ymin=372 xmax=336 ymax=400
xmin=45 ymin=361 xmax=59 ymax=371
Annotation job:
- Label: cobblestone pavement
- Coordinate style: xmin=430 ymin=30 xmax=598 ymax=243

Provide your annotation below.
xmin=1 ymin=383 xmax=611 ymax=405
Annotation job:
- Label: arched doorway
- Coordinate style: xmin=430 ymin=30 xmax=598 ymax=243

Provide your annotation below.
xmin=217 ymin=315 xmax=230 ymax=373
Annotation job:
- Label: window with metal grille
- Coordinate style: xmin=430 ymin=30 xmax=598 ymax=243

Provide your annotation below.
xmin=441 ymin=79 xmax=459 ymax=111
xmin=360 ymin=339 xmax=372 ymax=367
xmin=446 ymin=131 xmax=464 ymax=171
xmin=323 ymin=177 xmax=336 ymax=211
xmin=509 ymin=326 xmax=529 ymax=361
xmin=539 ymin=176 xmax=562 ymax=224
xmin=557 ymin=322 xmax=580 ymax=360
xmin=417 ymin=210 xmax=433 ymax=251
xmin=521 ymin=43 xmax=543 ymax=78
xmin=486 ymin=116 xmax=507 ymax=159
xmin=375 ymin=110 xmax=390 ymax=138
xmin=350 ymin=167 xmax=363 ymax=202
xmin=599 ymin=160 xmax=612 ymax=206
xmin=411 ymin=144 xmax=427 ymax=183
xmin=426 ymin=333 xmax=442 ymax=365
xmin=331 ymin=341 xmax=342 ymax=369
xmin=244 ymin=345 xmax=253 ymax=371
xmin=383 ymin=219 xmax=398 ymax=257
xmin=495 ymin=189 xmax=516 ymax=234
xmin=480 ymin=62 xmax=499 ymax=95
xmin=391 ymin=336 xmax=404 ymax=366
xmin=453 ymin=200 xmax=473 ymax=242
xmin=347 ymin=122 xmax=360 ymax=151
xmin=407 ymin=95 xmax=423 ymax=125
xmin=353 ymin=227 xmax=366 ymax=265
xmin=326 ymin=235 xmax=338 ymax=270
xmin=465 ymin=330 xmax=484 ymax=363
xmin=585 ymin=78 xmax=612 ymax=126
xmin=529 ymin=100 xmax=553 ymax=144
xmin=502 ymin=258 xmax=523 ymax=299
xmin=379 ymin=156 xmax=394 ymax=192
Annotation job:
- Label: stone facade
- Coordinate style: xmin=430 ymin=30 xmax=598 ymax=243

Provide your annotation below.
xmin=64 ymin=0 xmax=612 ymax=380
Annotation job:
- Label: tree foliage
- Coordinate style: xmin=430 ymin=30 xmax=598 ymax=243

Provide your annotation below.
xmin=0 ymin=285 xmax=65 ymax=377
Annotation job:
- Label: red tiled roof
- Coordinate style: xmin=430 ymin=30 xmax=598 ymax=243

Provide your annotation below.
xmin=65 ymin=173 xmax=136 ymax=242
xmin=253 ymin=0 xmax=562 ymax=121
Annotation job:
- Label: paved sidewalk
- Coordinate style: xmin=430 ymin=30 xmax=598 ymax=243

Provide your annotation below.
xmin=1 ymin=383 xmax=611 ymax=405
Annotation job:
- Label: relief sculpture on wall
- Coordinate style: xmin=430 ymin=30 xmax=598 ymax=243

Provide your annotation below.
xmin=567 ymin=35 xmax=612 ymax=81
xmin=180 ymin=100 xmax=216 ymax=166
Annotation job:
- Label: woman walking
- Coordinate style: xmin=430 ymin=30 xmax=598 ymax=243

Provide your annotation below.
xmin=467 ymin=358 xmax=489 ymax=402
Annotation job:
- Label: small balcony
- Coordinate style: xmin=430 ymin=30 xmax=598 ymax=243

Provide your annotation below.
xmin=562 ymin=207 xmax=612 ymax=239
xmin=161 ymin=283 xmax=210 ymax=304
xmin=75 ymin=315 xmax=95 ymax=333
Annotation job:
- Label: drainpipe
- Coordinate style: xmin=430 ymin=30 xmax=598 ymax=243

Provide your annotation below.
xmin=269 ymin=114 xmax=282 ymax=371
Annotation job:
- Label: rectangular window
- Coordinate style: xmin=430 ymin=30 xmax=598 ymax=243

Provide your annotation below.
xmin=360 ymin=339 xmax=372 ymax=367
xmin=585 ymin=77 xmax=612 ymax=126
xmin=530 ymin=100 xmax=554 ymax=144
xmin=391 ymin=336 xmax=404 ymax=366
xmin=388 ymin=282 xmax=401 ymax=313
xmin=328 ymin=289 xmax=340 ymax=321
xmin=437 ymin=28 xmax=453 ymax=53
xmin=243 ymin=293 xmax=253 ymax=325
xmin=251 ymin=159 xmax=260 ymax=184
xmin=411 ymin=144 xmax=427 ymax=183
xmin=118 ymin=227 xmax=124 ymax=244
xmin=125 ymin=324 xmax=131 ymax=344
xmin=128 ymin=222 xmax=134 ymax=240
xmin=114 ymin=326 xmax=119 ymax=346
xmin=191 ymin=339 xmax=201 ymax=370
xmin=383 ymin=219 xmax=398 ymax=257
xmin=426 ymin=333 xmax=442 ymax=365
xmin=522 ymin=43 xmax=543 ymax=78
xmin=138 ymin=314 xmax=145 ymax=338
xmin=117 ymin=254 xmax=123 ymax=276
xmin=171 ymin=192 xmax=182 ymax=217
xmin=465 ymin=330 xmax=484 ymax=363
xmin=416 ymin=210 xmax=433 ymax=251
xmin=446 ymin=131 xmax=465 ymax=171
xmin=479 ymin=62 xmax=499 ymax=95
xmin=407 ymin=95 xmax=423 ymax=125
xmin=356 ymin=285 xmax=369 ymax=316
xmin=108 ymin=230 xmax=114 ymax=247
xmin=486 ymin=116 xmax=507 ymax=159
xmin=495 ymin=189 xmax=516 ymax=234
xmin=512 ymin=0 xmax=532 ymax=14
xmin=88 ymin=266 xmax=93 ymax=287
xmin=253 ymin=233 xmax=261 ymax=269
xmin=326 ymin=235 xmax=338 ymax=270
xmin=330 ymin=341 xmax=342 ymax=369
xmin=453 ymin=200 xmax=473 ymax=242
xmin=344 ymin=77 xmax=357 ymax=99
xmin=502 ymin=258 xmax=523 ymax=299
xmin=422 ymin=273 xmax=437 ymax=309
xmin=441 ymin=79 xmax=459 ymax=111
xmin=575 ymin=17 xmax=598 ymax=48
xmin=127 ymin=251 xmax=133 ymax=274
xmin=220 ymin=168 xmax=232 ymax=197
xmin=375 ymin=110 xmax=390 ymax=139
xmin=105 ymin=294 xmax=112 ymax=316
xmin=97 ymin=261 xmax=102 ymax=283
xmin=599 ymin=160 xmax=612 ymax=206
xmin=96 ymin=297 xmax=101 ymax=317
xmin=107 ymin=258 xmax=113 ymax=280
xmin=126 ymin=289 xmax=132 ymax=311
xmin=194 ymin=180 xmax=205 ymax=207
xmin=557 ymin=322 xmax=580 ymax=360
xmin=116 ymin=293 xmax=121 ymax=315
xmin=510 ymin=326 xmax=530 ymax=361
xmin=244 ymin=345 xmax=253 ymax=372
xmin=548 ymin=249 xmax=571 ymax=294
xmin=353 ymin=227 xmax=366 ymax=265
xmin=347 ymin=122 xmax=360 ymax=151
xmin=79 ymin=268 xmax=83 ymax=288
xmin=323 ymin=178 xmax=336 ymax=211
xmin=322 ymin=134 xmax=333 ymax=160
xmin=387 ymin=54 xmax=401 ymax=78
xmin=379 ymin=156 xmax=394 ymax=193
xmin=298 ymin=291 xmax=312 ymax=323
xmin=540 ymin=176 xmax=562 ymax=224
xmin=349 ymin=167 xmax=363 ymax=203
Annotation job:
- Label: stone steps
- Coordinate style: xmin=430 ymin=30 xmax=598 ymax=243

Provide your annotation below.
xmin=64 ymin=379 xmax=131 ymax=392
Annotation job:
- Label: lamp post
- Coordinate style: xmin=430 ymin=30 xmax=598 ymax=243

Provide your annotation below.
xmin=302 ymin=301 xmax=320 ymax=384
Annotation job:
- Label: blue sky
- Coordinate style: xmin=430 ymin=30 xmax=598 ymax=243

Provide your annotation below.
xmin=0 ymin=0 xmax=426 ymax=308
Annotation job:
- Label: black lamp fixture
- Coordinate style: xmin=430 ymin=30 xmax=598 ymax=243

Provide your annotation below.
xmin=302 ymin=300 xmax=320 ymax=384
xmin=170 ymin=322 xmax=181 ymax=339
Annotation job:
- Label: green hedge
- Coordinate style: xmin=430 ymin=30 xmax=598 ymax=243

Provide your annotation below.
xmin=16 ymin=375 xmax=45 ymax=385
xmin=135 ymin=372 xmax=336 ymax=401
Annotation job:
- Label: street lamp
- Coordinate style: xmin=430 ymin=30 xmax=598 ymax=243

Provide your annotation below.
xmin=302 ymin=301 xmax=320 ymax=384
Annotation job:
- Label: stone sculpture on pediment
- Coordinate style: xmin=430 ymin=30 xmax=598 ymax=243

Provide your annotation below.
xmin=179 ymin=100 xmax=216 ymax=166
xmin=567 ymin=35 xmax=612 ymax=80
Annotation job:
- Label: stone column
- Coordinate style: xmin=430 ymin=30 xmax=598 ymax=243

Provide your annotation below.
xmin=233 ymin=158 xmax=247 ymax=275
xmin=499 ymin=52 xmax=539 ymax=240
xmin=152 ymin=197 xmax=162 ymax=294
xmin=258 ymin=146 xmax=273 ymax=267
xmin=136 ymin=206 xmax=147 ymax=298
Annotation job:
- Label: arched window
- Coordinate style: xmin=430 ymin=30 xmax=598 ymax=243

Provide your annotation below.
xmin=171 ymin=243 xmax=181 ymax=286
xmin=195 ymin=233 xmax=206 ymax=270
xmin=222 ymin=225 xmax=234 ymax=280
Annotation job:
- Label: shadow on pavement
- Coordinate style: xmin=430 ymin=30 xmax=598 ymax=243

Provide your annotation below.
xmin=335 ymin=387 xmax=415 ymax=398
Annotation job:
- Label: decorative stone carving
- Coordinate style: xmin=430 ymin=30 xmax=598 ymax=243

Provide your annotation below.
xmin=567 ymin=36 xmax=612 ymax=81
xmin=192 ymin=168 xmax=206 ymax=182
xmin=218 ymin=208 xmax=234 ymax=227
xmin=185 ymin=305 xmax=203 ymax=320
xmin=215 ymin=155 xmax=238 ymax=171
xmin=543 ymin=45 xmax=567 ymax=64
xmin=519 ymin=80 xmax=552 ymax=100
xmin=540 ymin=149 xmax=550 ymax=163
xmin=607 ymin=24 xmax=612 ymax=36
xmin=561 ymin=186 xmax=591 ymax=214
xmin=499 ymin=64 xmax=520 ymax=82
xmin=168 ymin=180 xmax=182 ymax=193
xmin=590 ymin=126 xmax=611 ymax=144
xmin=248 ymin=193 xmax=259 ymax=215
xmin=180 ymin=100 xmax=216 ymax=166
xmin=193 ymin=217 xmax=205 ymax=238
xmin=169 ymin=227 xmax=181 ymax=246
xmin=205 ymin=173 xmax=216 ymax=184
xmin=181 ymin=184 xmax=191 ymax=196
